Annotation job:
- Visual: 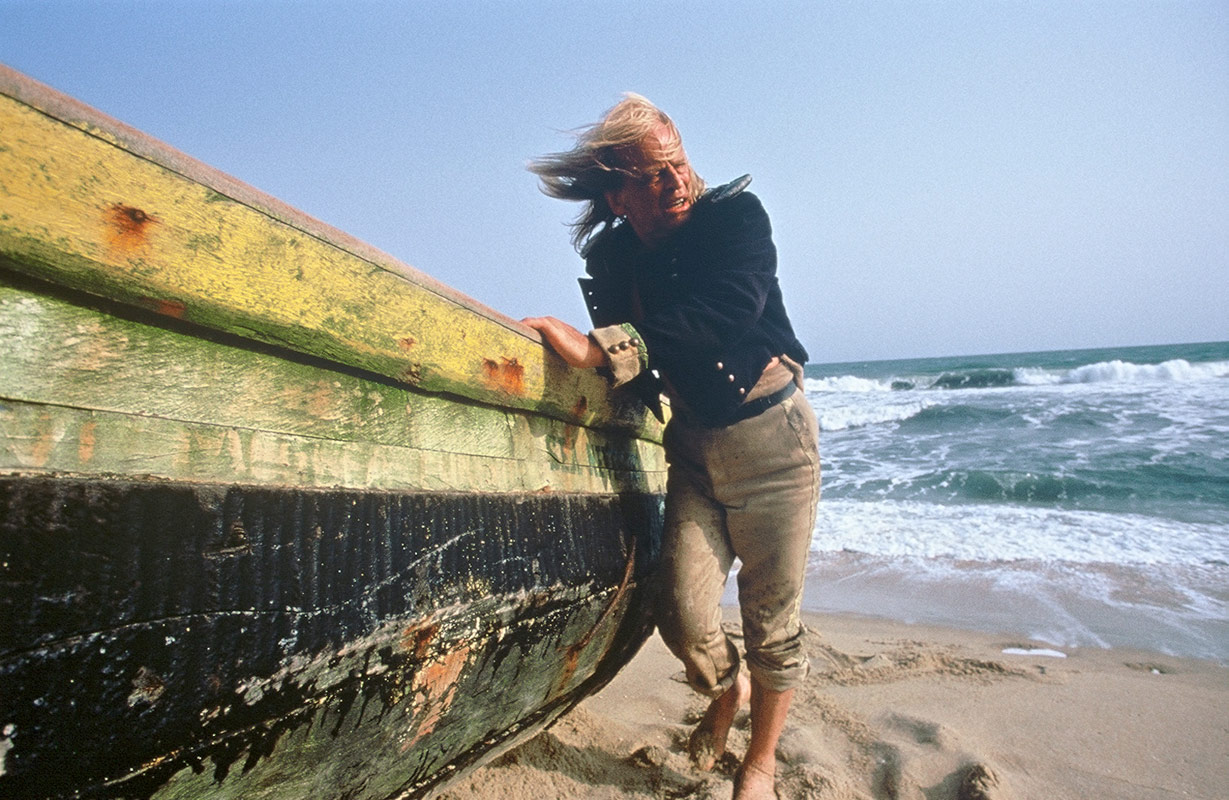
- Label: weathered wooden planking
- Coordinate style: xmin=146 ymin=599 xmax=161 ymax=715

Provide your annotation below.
xmin=0 ymin=276 xmax=664 ymax=494
xmin=0 ymin=476 xmax=661 ymax=800
xmin=0 ymin=64 xmax=654 ymax=437
xmin=0 ymin=64 xmax=667 ymax=800
xmin=0 ymin=274 xmax=665 ymax=797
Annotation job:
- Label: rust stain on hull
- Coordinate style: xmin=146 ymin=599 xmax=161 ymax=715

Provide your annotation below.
xmin=481 ymin=357 xmax=525 ymax=396
xmin=138 ymin=297 xmax=187 ymax=318
xmin=103 ymin=204 xmax=157 ymax=252
xmin=562 ymin=396 xmax=589 ymax=454
xmin=77 ymin=419 xmax=97 ymax=463
xmin=554 ymin=546 xmax=637 ymax=696
xmin=401 ymin=622 xmax=439 ymax=659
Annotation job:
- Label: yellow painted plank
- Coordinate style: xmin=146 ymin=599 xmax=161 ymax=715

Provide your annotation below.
xmin=0 ymin=69 xmax=659 ymax=440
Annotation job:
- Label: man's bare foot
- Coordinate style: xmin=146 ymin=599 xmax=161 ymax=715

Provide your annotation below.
xmin=688 ymin=670 xmax=750 ymax=770
xmin=733 ymin=760 xmax=777 ymax=800
xmin=958 ymin=763 xmax=1008 ymax=800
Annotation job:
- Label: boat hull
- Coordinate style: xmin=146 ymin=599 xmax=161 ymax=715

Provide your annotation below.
xmin=2 ymin=475 xmax=659 ymax=799
xmin=0 ymin=65 xmax=667 ymax=798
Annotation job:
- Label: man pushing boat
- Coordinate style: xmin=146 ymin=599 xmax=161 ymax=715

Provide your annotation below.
xmin=522 ymin=94 xmax=820 ymax=800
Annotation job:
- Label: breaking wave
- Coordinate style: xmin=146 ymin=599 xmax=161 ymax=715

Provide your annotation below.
xmin=807 ymin=358 xmax=1229 ymax=394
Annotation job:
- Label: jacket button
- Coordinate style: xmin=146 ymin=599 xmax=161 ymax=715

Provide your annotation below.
xmin=739 ymin=387 xmax=747 ymax=396
xmin=715 ymin=362 xmax=724 ymax=370
xmin=727 ymin=374 xmax=736 ymax=383
xmin=607 ymin=345 xmax=619 ymax=354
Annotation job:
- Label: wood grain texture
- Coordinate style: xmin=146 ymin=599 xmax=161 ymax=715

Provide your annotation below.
xmin=0 ymin=70 xmax=659 ymax=439
xmin=0 ymin=477 xmax=661 ymax=800
xmin=0 ymin=279 xmax=665 ymax=495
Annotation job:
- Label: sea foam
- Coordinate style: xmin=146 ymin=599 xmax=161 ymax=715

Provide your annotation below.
xmin=810 ymin=499 xmax=1229 ymax=565
xmin=1059 ymin=358 xmax=1229 ymax=384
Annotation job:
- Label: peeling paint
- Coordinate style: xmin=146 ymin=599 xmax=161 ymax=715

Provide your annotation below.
xmin=0 ymin=724 xmax=13 ymax=777
xmin=404 ymin=644 xmax=471 ymax=750
xmin=403 ymin=363 xmax=424 ymax=384
xmin=127 ymin=666 xmax=166 ymax=707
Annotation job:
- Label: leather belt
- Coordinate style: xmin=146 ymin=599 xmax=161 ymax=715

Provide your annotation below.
xmin=706 ymin=380 xmax=797 ymax=428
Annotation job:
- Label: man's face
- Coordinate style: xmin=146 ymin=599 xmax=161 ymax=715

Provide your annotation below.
xmin=605 ymin=124 xmax=694 ymax=247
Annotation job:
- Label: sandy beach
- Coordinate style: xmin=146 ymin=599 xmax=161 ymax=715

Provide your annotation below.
xmin=436 ymin=609 xmax=1228 ymax=800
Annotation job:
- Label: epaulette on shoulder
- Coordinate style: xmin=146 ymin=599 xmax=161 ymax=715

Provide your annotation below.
xmin=702 ymin=174 xmax=752 ymax=204
xmin=580 ymin=221 xmax=618 ymax=259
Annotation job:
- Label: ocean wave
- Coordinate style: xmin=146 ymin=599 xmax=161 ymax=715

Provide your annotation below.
xmin=816 ymin=401 xmax=932 ymax=431
xmin=930 ymin=368 xmax=1017 ymax=390
xmin=805 ymin=375 xmax=893 ymax=393
xmin=947 ymin=469 xmax=1128 ymax=504
xmin=897 ymin=404 xmax=1017 ymax=430
xmin=1058 ymin=358 xmax=1229 ymax=384
xmin=810 ymin=358 xmax=1229 ymax=394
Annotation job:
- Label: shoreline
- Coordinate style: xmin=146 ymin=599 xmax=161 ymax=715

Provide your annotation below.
xmin=794 ymin=553 xmax=1229 ymax=664
xmin=437 ymin=608 xmax=1228 ymax=799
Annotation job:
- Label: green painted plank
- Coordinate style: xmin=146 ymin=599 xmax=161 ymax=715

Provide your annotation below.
xmin=0 ymin=400 xmax=663 ymax=496
xmin=0 ymin=278 xmax=665 ymax=493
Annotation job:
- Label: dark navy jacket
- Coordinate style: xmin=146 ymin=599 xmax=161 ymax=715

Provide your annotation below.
xmin=578 ymin=178 xmax=808 ymax=427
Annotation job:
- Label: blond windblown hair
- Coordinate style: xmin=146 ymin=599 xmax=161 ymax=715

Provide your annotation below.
xmin=528 ymin=93 xmax=705 ymax=250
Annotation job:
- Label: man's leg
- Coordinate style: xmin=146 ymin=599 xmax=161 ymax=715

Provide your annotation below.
xmin=735 ymin=681 xmax=794 ymax=799
xmin=689 ymin=666 xmax=750 ymax=771
xmin=655 ymin=421 xmax=745 ymax=768
xmin=720 ymin=395 xmax=821 ymax=797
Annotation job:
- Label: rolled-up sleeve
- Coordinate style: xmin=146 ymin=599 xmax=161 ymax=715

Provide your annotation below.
xmin=589 ymin=322 xmax=649 ymax=386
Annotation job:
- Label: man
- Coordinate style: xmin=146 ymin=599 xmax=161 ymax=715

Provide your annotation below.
xmin=522 ymin=94 xmax=819 ymax=800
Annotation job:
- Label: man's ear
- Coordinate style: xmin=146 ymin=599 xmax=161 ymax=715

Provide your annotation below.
xmin=605 ymin=189 xmax=625 ymax=218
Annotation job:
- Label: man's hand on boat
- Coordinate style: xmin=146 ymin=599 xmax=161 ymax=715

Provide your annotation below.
xmin=522 ymin=316 xmax=606 ymax=369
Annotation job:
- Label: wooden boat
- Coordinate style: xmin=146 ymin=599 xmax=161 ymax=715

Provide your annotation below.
xmin=0 ymin=65 xmax=665 ymax=799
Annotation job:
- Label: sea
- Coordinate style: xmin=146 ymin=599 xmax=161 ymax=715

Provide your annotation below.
xmin=786 ymin=341 xmax=1229 ymax=662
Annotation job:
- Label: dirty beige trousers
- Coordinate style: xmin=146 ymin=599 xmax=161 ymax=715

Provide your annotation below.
xmin=656 ymin=391 xmax=820 ymax=696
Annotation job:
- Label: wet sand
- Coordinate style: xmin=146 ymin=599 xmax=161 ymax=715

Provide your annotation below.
xmin=435 ymin=609 xmax=1228 ymax=799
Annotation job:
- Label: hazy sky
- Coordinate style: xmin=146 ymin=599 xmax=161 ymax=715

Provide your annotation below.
xmin=2 ymin=1 xmax=1225 ymax=362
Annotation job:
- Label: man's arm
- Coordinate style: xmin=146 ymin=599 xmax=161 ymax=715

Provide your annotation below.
xmin=523 ymin=316 xmax=648 ymax=387
xmin=521 ymin=316 xmax=605 ymax=369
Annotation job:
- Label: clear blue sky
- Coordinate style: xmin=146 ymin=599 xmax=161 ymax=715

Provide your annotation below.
xmin=3 ymin=1 xmax=1225 ymax=362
